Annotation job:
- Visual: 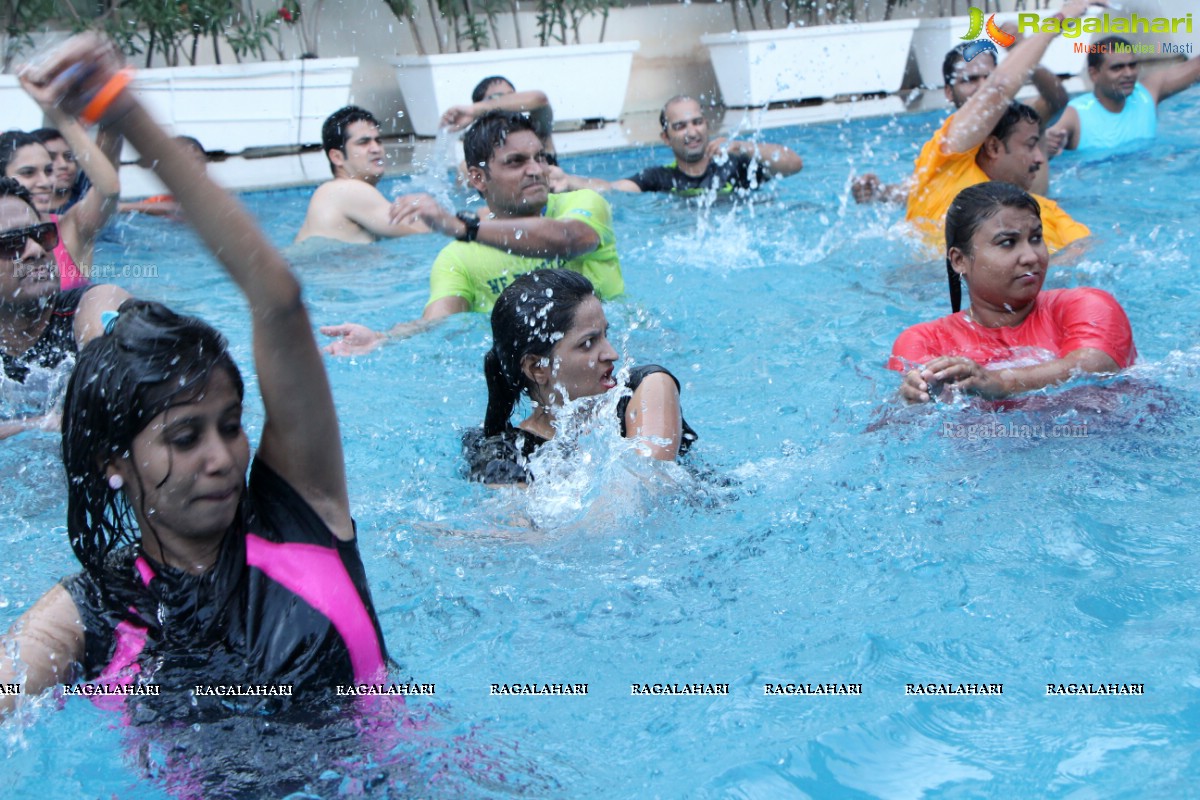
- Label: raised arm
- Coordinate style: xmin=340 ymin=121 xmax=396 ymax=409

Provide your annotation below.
xmin=17 ymin=83 xmax=121 ymax=254
xmin=1028 ymin=65 xmax=1070 ymax=123
xmin=944 ymin=0 xmax=1095 ymax=154
xmin=442 ymin=90 xmax=553 ymax=134
xmin=24 ymin=34 xmax=353 ymax=539
xmin=1143 ymin=56 xmax=1200 ymax=104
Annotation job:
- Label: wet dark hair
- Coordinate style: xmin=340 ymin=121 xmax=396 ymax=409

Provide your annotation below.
xmin=942 ymin=42 xmax=998 ymax=87
xmin=1089 ymin=36 xmax=1133 ymax=70
xmin=0 ymin=130 xmax=47 ymax=177
xmin=471 ymin=75 xmax=514 ymax=103
xmin=320 ymin=105 xmax=379 ymax=175
xmin=463 ymin=110 xmax=539 ymax=171
xmin=990 ymin=102 xmax=1041 ymax=144
xmin=30 ymin=127 xmax=65 ymax=145
xmin=944 ymin=182 xmax=1042 ymax=313
xmin=0 ymin=176 xmax=39 ymax=215
xmin=484 ymin=269 xmax=596 ymax=436
xmin=62 ymin=299 xmax=244 ymax=579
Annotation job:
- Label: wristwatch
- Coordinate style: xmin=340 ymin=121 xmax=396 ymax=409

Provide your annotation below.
xmin=455 ymin=211 xmax=480 ymax=242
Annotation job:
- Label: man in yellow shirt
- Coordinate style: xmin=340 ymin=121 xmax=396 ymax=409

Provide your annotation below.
xmin=321 ymin=111 xmax=622 ymax=355
xmin=903 ymin=0 xmax=1093 ymax=252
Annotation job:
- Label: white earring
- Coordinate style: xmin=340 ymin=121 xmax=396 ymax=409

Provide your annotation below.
xmin=108 ymin=474 xmax=124 ymax=491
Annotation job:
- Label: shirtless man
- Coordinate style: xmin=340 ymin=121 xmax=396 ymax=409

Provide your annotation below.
xmin=295 ymin=106 xmax=427 ymax=244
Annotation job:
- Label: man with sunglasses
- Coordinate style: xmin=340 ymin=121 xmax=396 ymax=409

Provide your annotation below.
xmin=1 ymin=179 xmax=129 ymax=439
xmin=1048 ymin=37 xmax=1200 ymax=153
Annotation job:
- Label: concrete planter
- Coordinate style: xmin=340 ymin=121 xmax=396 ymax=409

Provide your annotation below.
xmin=393 ymin=41 xmax=639 ymax=137
xmin=913 ymin=13 xmax=1095 ymax=89
xmin=701 ymin=19 xmax=920 ymax=107
xmin=1 ymin=74 xmax=44 ymax=131
xmin=128 ymin=57 xmax=358 ymax=154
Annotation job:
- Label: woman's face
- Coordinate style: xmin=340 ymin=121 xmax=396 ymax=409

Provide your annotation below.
xmin=4 ymin=144 xmax=54 ymax=214
xmin=952 ymin=206 xmax=1048 ymax=313
xmin=543 ymin=295 xmax=619 ymax=403
xmin=109 ymin=368 xmax=250 ymax=561
xmin=0 ymin=196 xmax=58 ymax=304
xmin=41 ymin=136 xmax=79 ymax=195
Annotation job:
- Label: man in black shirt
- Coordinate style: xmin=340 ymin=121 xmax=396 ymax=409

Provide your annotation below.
xmin=563 ymin=96 xmax=803 ymax=197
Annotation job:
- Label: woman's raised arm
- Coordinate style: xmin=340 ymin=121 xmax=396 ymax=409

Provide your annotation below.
xmin=21 ymin=35 xmax=352 ymax=539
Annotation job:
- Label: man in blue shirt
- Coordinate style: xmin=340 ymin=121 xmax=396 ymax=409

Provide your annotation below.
xmin=1050 ymin=36 xmax=1200 ymax=152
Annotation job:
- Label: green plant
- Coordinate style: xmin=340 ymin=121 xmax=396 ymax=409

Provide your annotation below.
xmin=536 ymin=0 xmax=617 ymax=46
xmin=1 ymin=0 xmax=57 ymax=72
xmin=386 ymin=0 xmax=614 ymax=54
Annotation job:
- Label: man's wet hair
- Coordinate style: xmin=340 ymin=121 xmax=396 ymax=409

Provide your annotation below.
xmin=942 ymin=43 xmax=998 ymax=87
xmin=320 ymin=106 xmax=380 ymax=175
xmin=990 ymin=102 xmax=1042 ymax=145
xmin=471 ymin=76 xmax=514 ymax=103
xmin=463 ymin=110 xmax=540 ymax=171
xmin=1089 ymin=36 xmax=1134 ymax=70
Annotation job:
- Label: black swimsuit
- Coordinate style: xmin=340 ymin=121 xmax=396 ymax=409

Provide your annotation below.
xmin=463 ymin=365 xmax=698 ymax=484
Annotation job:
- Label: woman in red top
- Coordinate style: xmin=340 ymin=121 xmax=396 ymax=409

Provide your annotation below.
xmin=891 ymin=182 xmax=1135 ymax=403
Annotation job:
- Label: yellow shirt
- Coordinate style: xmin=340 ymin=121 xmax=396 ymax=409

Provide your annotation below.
xmin=426 ymin=190 xmax=623 ymax=313
xmin=905 ymin=114 xmax=1090 ymax=252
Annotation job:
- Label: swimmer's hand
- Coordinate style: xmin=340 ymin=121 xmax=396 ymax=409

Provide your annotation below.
xmin=900 ymin=356 xmax=1002 ymax=403
xmin=1043 ymin=127 xmax=1069 ymax=159
xmin=321 ymin=322 xmax=386 ymax=357
xmin=852 ymin=174 xmax=881 ymax=204
xmin=546 ymin=165 xmax=570 ymax=194
xmin=19 ymin=33 xmax=131 ymax=124
xmin=440 ymin=104 xmax=476 ymax=132
xmin=389 ymin=193 xmax=459 ymax=237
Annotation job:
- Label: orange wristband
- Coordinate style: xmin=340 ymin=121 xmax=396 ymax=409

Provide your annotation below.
xmin=80 ymin=68 xmax=134 ymax=126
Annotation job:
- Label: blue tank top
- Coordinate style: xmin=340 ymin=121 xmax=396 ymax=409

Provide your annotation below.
xmin=1069 ymin=83 xmax=1157 ymax=152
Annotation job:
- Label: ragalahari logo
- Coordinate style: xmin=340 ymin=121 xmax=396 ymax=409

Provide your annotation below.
xmin=960 ymin=7 xmax=1016 ymax=62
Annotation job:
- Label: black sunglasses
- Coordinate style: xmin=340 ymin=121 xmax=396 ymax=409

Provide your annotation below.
xmin=0 ymin=222 xmax=59 ymax=262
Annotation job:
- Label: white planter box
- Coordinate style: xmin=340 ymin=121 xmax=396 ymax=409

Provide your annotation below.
xmin=701 ymin=20 xmax=920 ymax=107
xmin=128 ymin=57 xmax=358 ymax=154
xmin=1 ymin=75 xmax=44 ymax=131
xmin=913 ymin=13 xmax=1095 ymax=89
xmin=393 ymin=41 xmax=639 ymax=137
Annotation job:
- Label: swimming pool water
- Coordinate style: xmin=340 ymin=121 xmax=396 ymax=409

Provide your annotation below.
xmin=3 ymin=90 xmax=1200 ymax=798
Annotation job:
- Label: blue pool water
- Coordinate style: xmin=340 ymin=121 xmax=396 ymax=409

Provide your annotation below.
xmin=3 ymin=90 xmax=1200 ymax=798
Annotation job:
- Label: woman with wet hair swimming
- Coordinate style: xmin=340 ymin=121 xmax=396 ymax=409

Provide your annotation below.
xmin=0 ymin=35 xmax=386 ymax=715
xmin=465 ymin=268 xmax=696 ymax=484
xmin=890 ymin=181 xmax=1136 ymax=403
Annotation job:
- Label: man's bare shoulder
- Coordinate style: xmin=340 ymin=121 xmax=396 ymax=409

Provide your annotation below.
xmin=297 ymin=178 xmax=385 ymax=244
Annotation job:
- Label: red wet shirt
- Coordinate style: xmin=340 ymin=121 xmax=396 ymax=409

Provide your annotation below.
xmin=888 ymin=288 xmax=1136 ymax=372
